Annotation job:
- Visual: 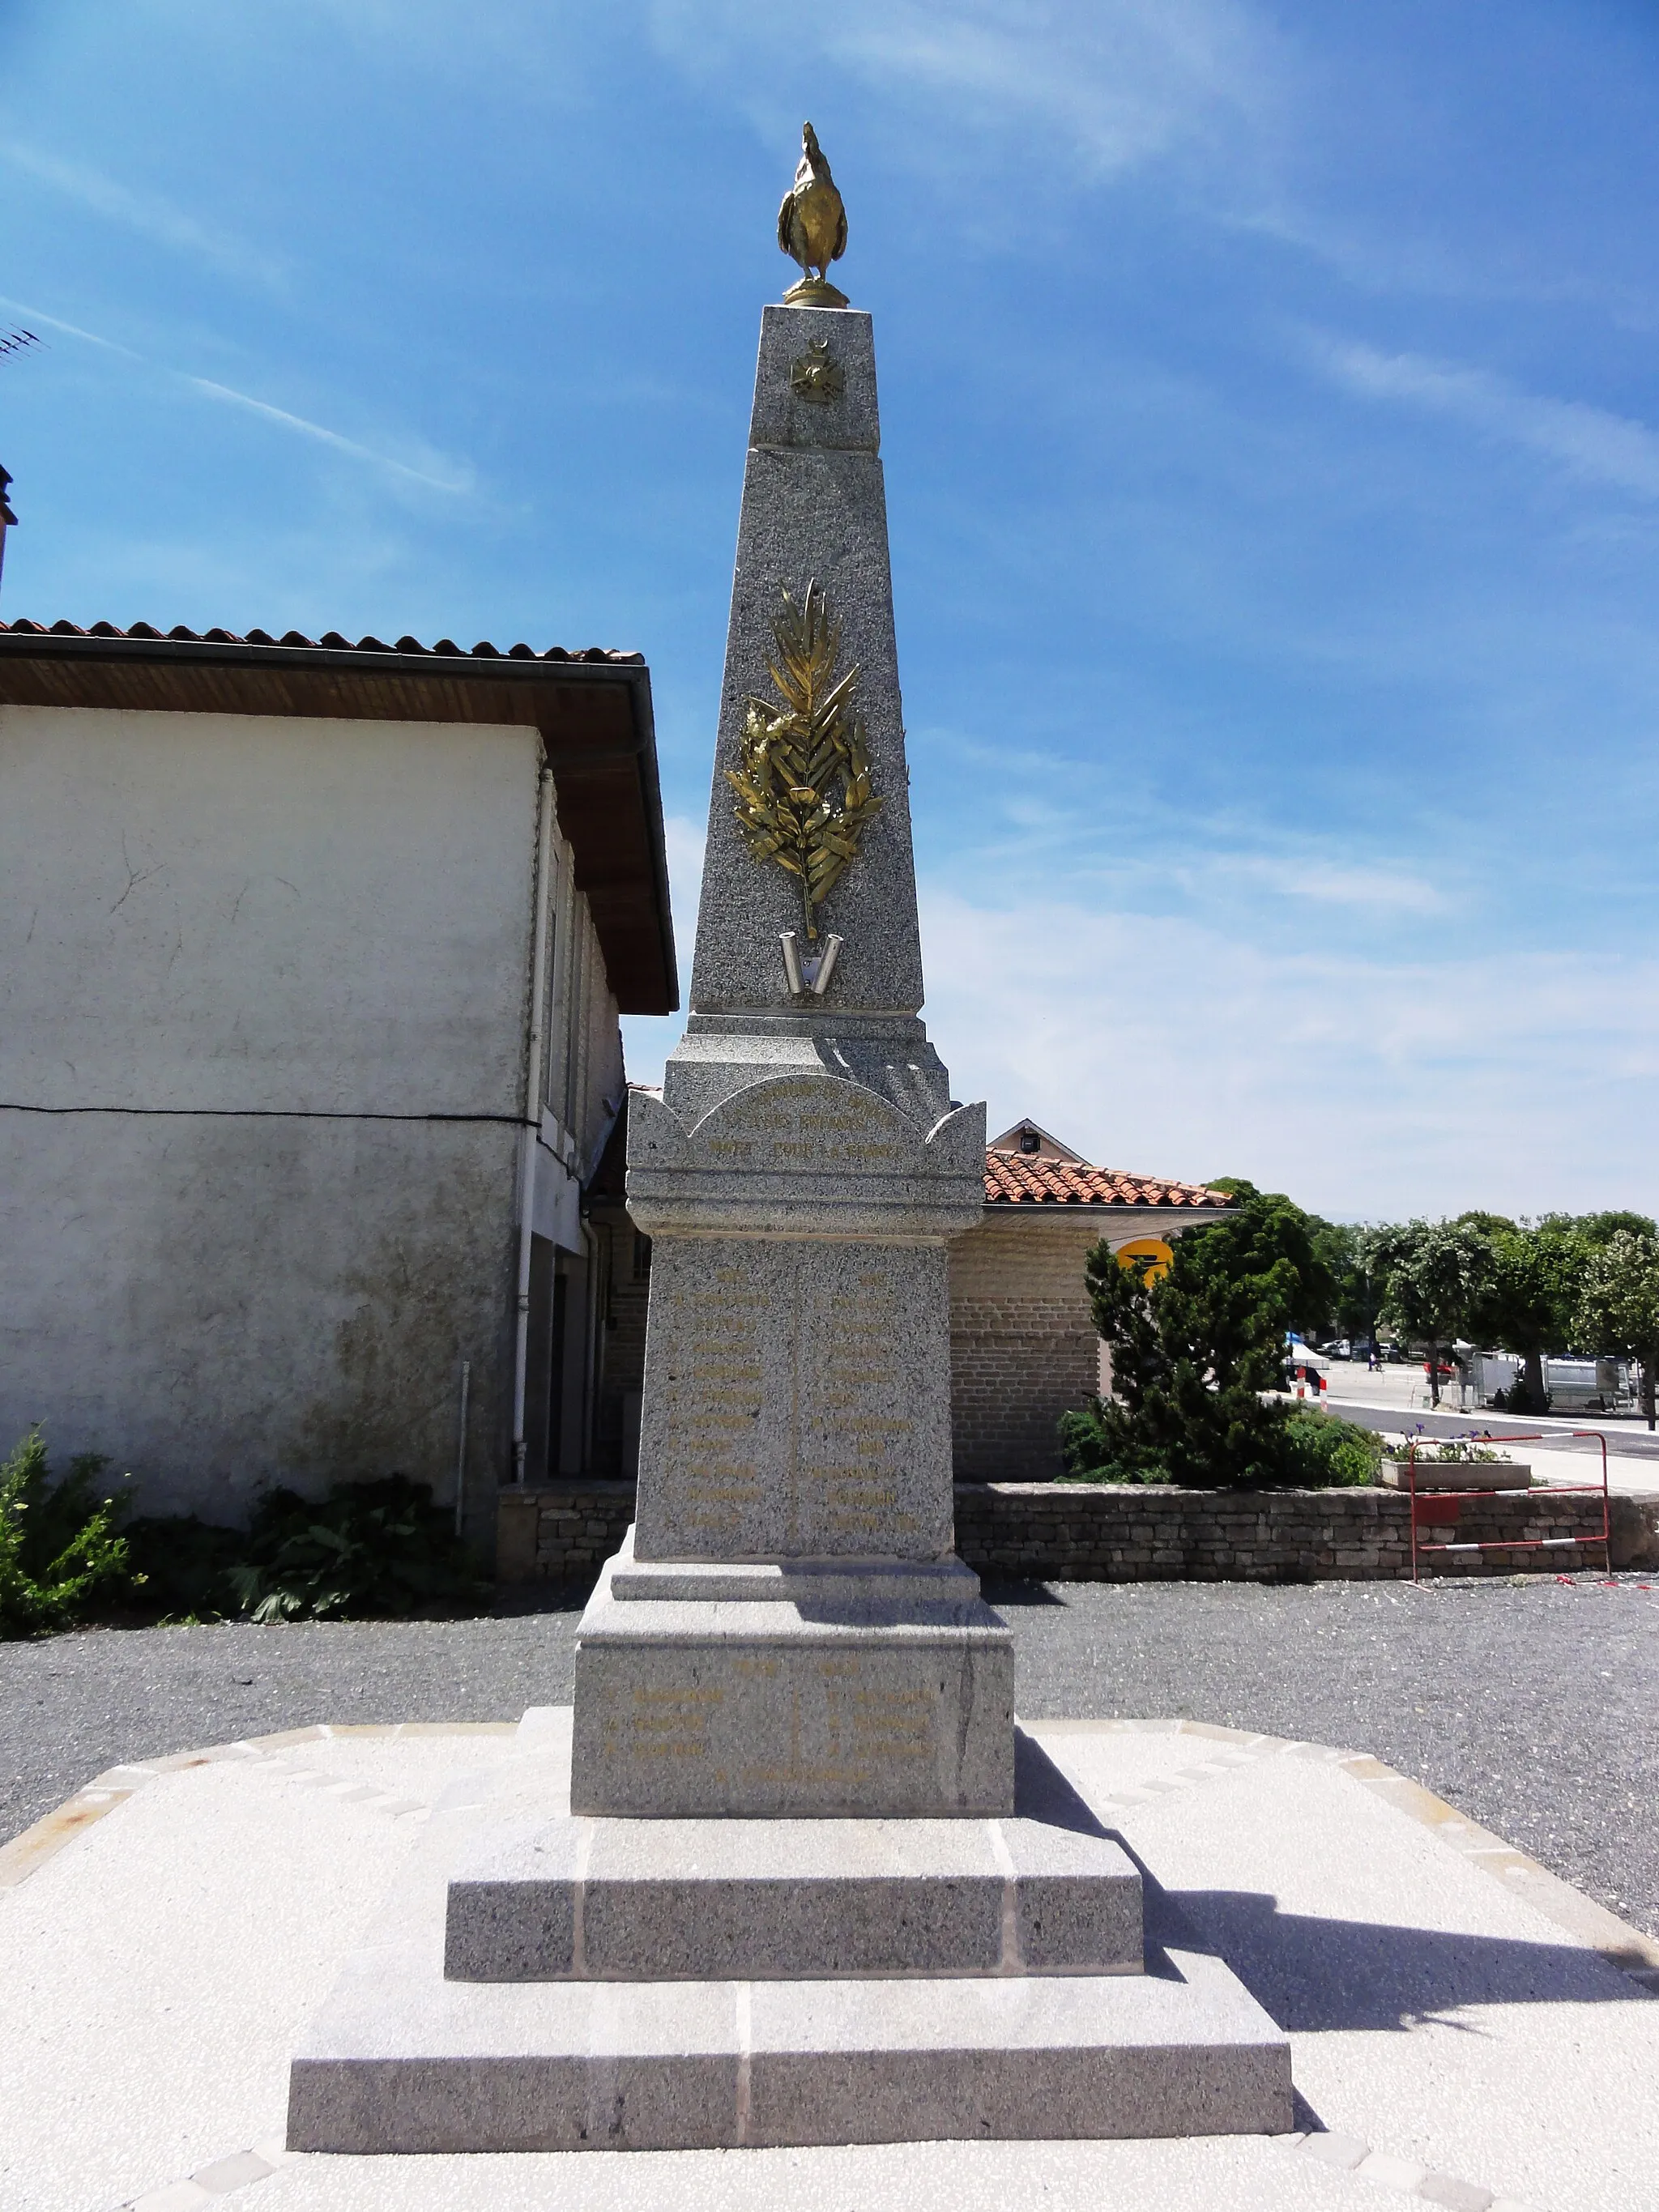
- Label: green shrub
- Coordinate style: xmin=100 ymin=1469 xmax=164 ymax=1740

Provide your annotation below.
xmin=0 ymin=1427 xmax=136 ymax=1639
xmin=1062 ymin=1185 xmax=1346 ymax=1490
xmin=227 ymin=1475 xmax=484 ymax=1622
xmin=2 ymin=1438 xmax=487 ymax=1634
xmin=1277 ymin=1404 xmax=1382 ymax=1487
xmin=1056 ymin=1407 xmax=1159 ymax=1484
xmin=1060 ymin=1400 xmax=1380 ymax=1490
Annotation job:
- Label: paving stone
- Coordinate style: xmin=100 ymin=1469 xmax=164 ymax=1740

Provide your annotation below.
xmin=1417 ymin=2174 xmax=1495 ymax=2210
xmin=1302 ymin=2131 xmax=1371 ymax=2169
xmin=1357 ymin=2148 xmax=1430 ymax=2189
xmin=192 ymin=2150 xmax=275 ymax=2192
xmin=132 ymin=2184 xmax=211 ymax=2212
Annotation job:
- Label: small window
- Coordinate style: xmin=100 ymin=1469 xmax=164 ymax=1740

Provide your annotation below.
xmin=1018 ymin=1127 xmax=1041 ymax=1154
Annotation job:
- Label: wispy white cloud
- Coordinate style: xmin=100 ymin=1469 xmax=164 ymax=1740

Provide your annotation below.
xmin=1308 ymin=335 xmax=1659 ymax=502
xmin=647 ymin=0 xmax=1284 ymax=190
xmin=917 ymin=884 xmax=1659 ymax=1219
xmin=5 ymin=144 xmax=287 ymax=289
xmin=182 ymin=377 xmax=473 ymax=495
xmin=0 ymin=297 xmax=472 ymax=497
xmin=1226 ymin=855 xmax=1445 ymax=914
xmin=919 ymin=731 xmax=1452 ymax=924
xmin=621 ymin=850 xmax=1657 ymax=1215
xmin=662 ymin=812 xmax=709 ymax=916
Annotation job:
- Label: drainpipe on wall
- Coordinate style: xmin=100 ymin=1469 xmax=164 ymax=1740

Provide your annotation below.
xmin=581 ymin=1218 xmax=603 ymax=1474
xmin=452 ymin=1360 xmax=471 ymax=1537
xmin=512 ymin=765 xmax=556 ymax=1485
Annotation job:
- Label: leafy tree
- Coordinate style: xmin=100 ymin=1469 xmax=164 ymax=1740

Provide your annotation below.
xmin=1307 ymin=1217 xmax=1387 ymax=1345
xmin=1191 ymin=1182 xmax=1338 ymax=1339
xmin=1542 ymin=1209 xmax=1658 ymax=1248
xmin=1370 ymin=1219 xmax=1495 ymax=1407
xmin=1469 ymin=1222 xmax=1588 ymax=1415
xmin=1060 ymin=1184 xmax=1336 ymax=1488
xmin=1576 ymin=1230 xmax=1659 ymax=1431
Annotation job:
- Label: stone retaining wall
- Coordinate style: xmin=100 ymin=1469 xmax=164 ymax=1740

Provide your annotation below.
xmin=496 ymin=1479 xmax=1659 ymax=1583
xmin=496 ymin=1481 xmax=638 ymax=1585
xmin=953 ymin=1482 xmax=1659 ymax=1581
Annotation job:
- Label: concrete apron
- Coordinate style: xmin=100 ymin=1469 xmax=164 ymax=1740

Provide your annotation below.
xmin=1 ymin=1718 xmax=1654 ymax=2212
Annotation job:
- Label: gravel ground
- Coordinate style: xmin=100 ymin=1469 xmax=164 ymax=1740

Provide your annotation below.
xmin=2 ymin=1574 xmax=1655 ymax=1937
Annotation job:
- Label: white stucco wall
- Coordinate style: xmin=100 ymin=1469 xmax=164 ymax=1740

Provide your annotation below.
xmin=0 ymin=704 xmax=544 ymax=1519
xmin=527 ymin=808 xmax=626 ymax=1257
xmin=0 ymin=706 xmax=536 ymax=1113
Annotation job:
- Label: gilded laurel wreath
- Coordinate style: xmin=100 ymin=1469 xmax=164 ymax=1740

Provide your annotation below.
xmin=725 ymin=580 xmax=883 ymax=942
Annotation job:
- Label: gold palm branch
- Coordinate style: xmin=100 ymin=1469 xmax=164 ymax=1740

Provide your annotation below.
xmin=724 ymin=579 xmax=883 ymax=944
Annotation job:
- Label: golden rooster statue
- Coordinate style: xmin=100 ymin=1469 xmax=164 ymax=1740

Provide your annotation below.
xmin=778 ymin=121 xmax=849 ymax=307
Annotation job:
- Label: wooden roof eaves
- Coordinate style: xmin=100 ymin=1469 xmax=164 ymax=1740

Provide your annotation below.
xmin=0 ymin=631 xmax=680 ymax=1015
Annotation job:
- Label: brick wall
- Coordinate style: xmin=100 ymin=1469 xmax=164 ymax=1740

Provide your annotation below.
xmin=949 ymin=1213 xmax=1102 ymax=1481
xmin=497 ymin=1479 xmax=1659 ymax=1582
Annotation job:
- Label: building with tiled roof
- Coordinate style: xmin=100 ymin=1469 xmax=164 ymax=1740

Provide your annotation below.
xmin=983 ymin=1149 xmax=1235 ymax=1213
xmin=0 ymin=614 xmax=676 ymax=1528
xmin=951 ymin=1119 xmax=1236 ymax=1482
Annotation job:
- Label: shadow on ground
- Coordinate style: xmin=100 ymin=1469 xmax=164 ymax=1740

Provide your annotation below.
xmin=1166 ymin=1886 xmax=1643 ymax=2029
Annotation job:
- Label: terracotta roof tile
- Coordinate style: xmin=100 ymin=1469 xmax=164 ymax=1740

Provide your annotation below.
xmin=0 ymin=617 xmax=643 ymax=664
xmin=983 ymin=1150 xmax=1236 ymax=1209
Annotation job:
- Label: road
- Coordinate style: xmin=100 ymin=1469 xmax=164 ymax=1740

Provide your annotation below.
xmin=1312 ymin=1362 xmax=1659 ymax=1468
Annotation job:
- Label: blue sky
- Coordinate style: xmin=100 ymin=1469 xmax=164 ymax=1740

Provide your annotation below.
xmin=4 ymin=1 xmax=1657 ymax=1221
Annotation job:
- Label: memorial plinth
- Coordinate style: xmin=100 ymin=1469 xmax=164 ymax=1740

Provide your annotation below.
xmin=286 ymin=173 xmax=1294 ymax=2150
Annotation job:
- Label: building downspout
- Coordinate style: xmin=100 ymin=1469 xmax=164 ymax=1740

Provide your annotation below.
xmin=581 ymin=1219 xmax=603 ymax=1474
xmin=512 ymin=765 xmax=555 ymax=1485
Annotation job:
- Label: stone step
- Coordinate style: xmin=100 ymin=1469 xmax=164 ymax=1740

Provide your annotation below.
xmin=446 ymin=1725 xmax=1141 ymax=1981
xmin=288 ymin=1942 xmax=1293 ymax=2153
xmin=609 ymin=1550 xmax=986 ymax=1607
xmin=446 ymin=1810 xmax=1141 ymax=1981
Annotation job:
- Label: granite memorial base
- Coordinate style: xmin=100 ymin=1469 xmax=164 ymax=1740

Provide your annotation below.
xmin=569 ymin=1531 xmax=1016 ymax=1818
xmin=287 ymin=1711 xmax=1293 ymax=2153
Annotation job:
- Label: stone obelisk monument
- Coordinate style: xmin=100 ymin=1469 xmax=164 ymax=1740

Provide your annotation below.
xmin=286 ymin=131 xmax=1290 ymax=2153
xmin=566 ymin=127 xmax=1012 ymax=1821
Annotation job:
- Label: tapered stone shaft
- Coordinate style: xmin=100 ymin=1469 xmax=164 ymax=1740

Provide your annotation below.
xmin=572 ymin=300 xmax=1009 ymax=1818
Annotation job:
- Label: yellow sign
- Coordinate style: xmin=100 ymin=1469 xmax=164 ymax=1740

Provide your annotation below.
xmin=1115 ymin=1238 xmax=1174 ymax=1284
